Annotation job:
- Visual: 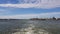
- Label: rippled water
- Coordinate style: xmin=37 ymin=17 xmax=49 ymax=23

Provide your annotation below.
xmin=0 ymin=19 xmax=60 ymax=34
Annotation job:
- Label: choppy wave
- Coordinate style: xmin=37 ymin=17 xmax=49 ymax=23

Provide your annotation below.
xmin=0 ymin=20 xmax=60 ymax=34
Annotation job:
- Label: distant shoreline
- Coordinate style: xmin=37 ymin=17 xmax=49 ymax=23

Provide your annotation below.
xmin=0 ymin=18 xmax=60 ymax=21
xmin=0 ymin=17 xmax=60 ymax=20
xmin=30 ymin=18 xmax=60 ymax=20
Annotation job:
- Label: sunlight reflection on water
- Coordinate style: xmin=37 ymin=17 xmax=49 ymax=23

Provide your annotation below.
xmin=0 ymin=20 xmax=60 ymax=34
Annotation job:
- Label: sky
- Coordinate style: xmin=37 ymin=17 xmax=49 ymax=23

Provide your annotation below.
xmin=0 ymin=0 xmax=60 ymax=19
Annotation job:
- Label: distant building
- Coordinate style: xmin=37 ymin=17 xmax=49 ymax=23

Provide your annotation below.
xmin=52 ymin=17 xmax=56 ymax=20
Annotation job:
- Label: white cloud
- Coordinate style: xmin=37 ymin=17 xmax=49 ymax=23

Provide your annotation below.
xmin=0 ymin=0 xmax=60 ymax=9
xmin=0 ymin=12 xmax=60 ymax=19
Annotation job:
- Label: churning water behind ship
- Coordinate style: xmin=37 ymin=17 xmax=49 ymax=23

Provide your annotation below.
xmin=0 ymin=19 xmax=60 ymax=34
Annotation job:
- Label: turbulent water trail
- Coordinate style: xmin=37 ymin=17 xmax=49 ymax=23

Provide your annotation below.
xmin=0 ymin=20 xmax=60 ymax=34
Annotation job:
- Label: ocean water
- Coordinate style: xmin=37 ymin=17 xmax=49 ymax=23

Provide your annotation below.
xmin=0 ymin=19 xmax=60 ymax=34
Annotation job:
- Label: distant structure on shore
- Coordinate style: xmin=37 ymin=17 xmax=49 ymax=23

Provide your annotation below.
xmin=0 ymin=17 xmax=60 ymax=21
xmin=57 ymin=18 xmax=60 ymax=20
xmin=30 ymin=17 xmax=60 ymax=20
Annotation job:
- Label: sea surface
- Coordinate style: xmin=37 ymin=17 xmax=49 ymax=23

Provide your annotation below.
xmin=0 ymin=19 xmax=60 ymax=34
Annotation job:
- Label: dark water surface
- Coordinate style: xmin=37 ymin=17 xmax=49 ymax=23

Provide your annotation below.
xmin=0 ymin=19 xmax=60 ymax=34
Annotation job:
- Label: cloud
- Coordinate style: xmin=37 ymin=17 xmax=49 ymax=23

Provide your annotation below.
xmin=0 ymin=12 xmax=60 ymax=19
xmin=0 ymin=0 xmax=60 ymax=9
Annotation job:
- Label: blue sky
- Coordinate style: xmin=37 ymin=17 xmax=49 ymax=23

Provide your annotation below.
xmin=0 ymin=0 xmax=60 ymax=19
